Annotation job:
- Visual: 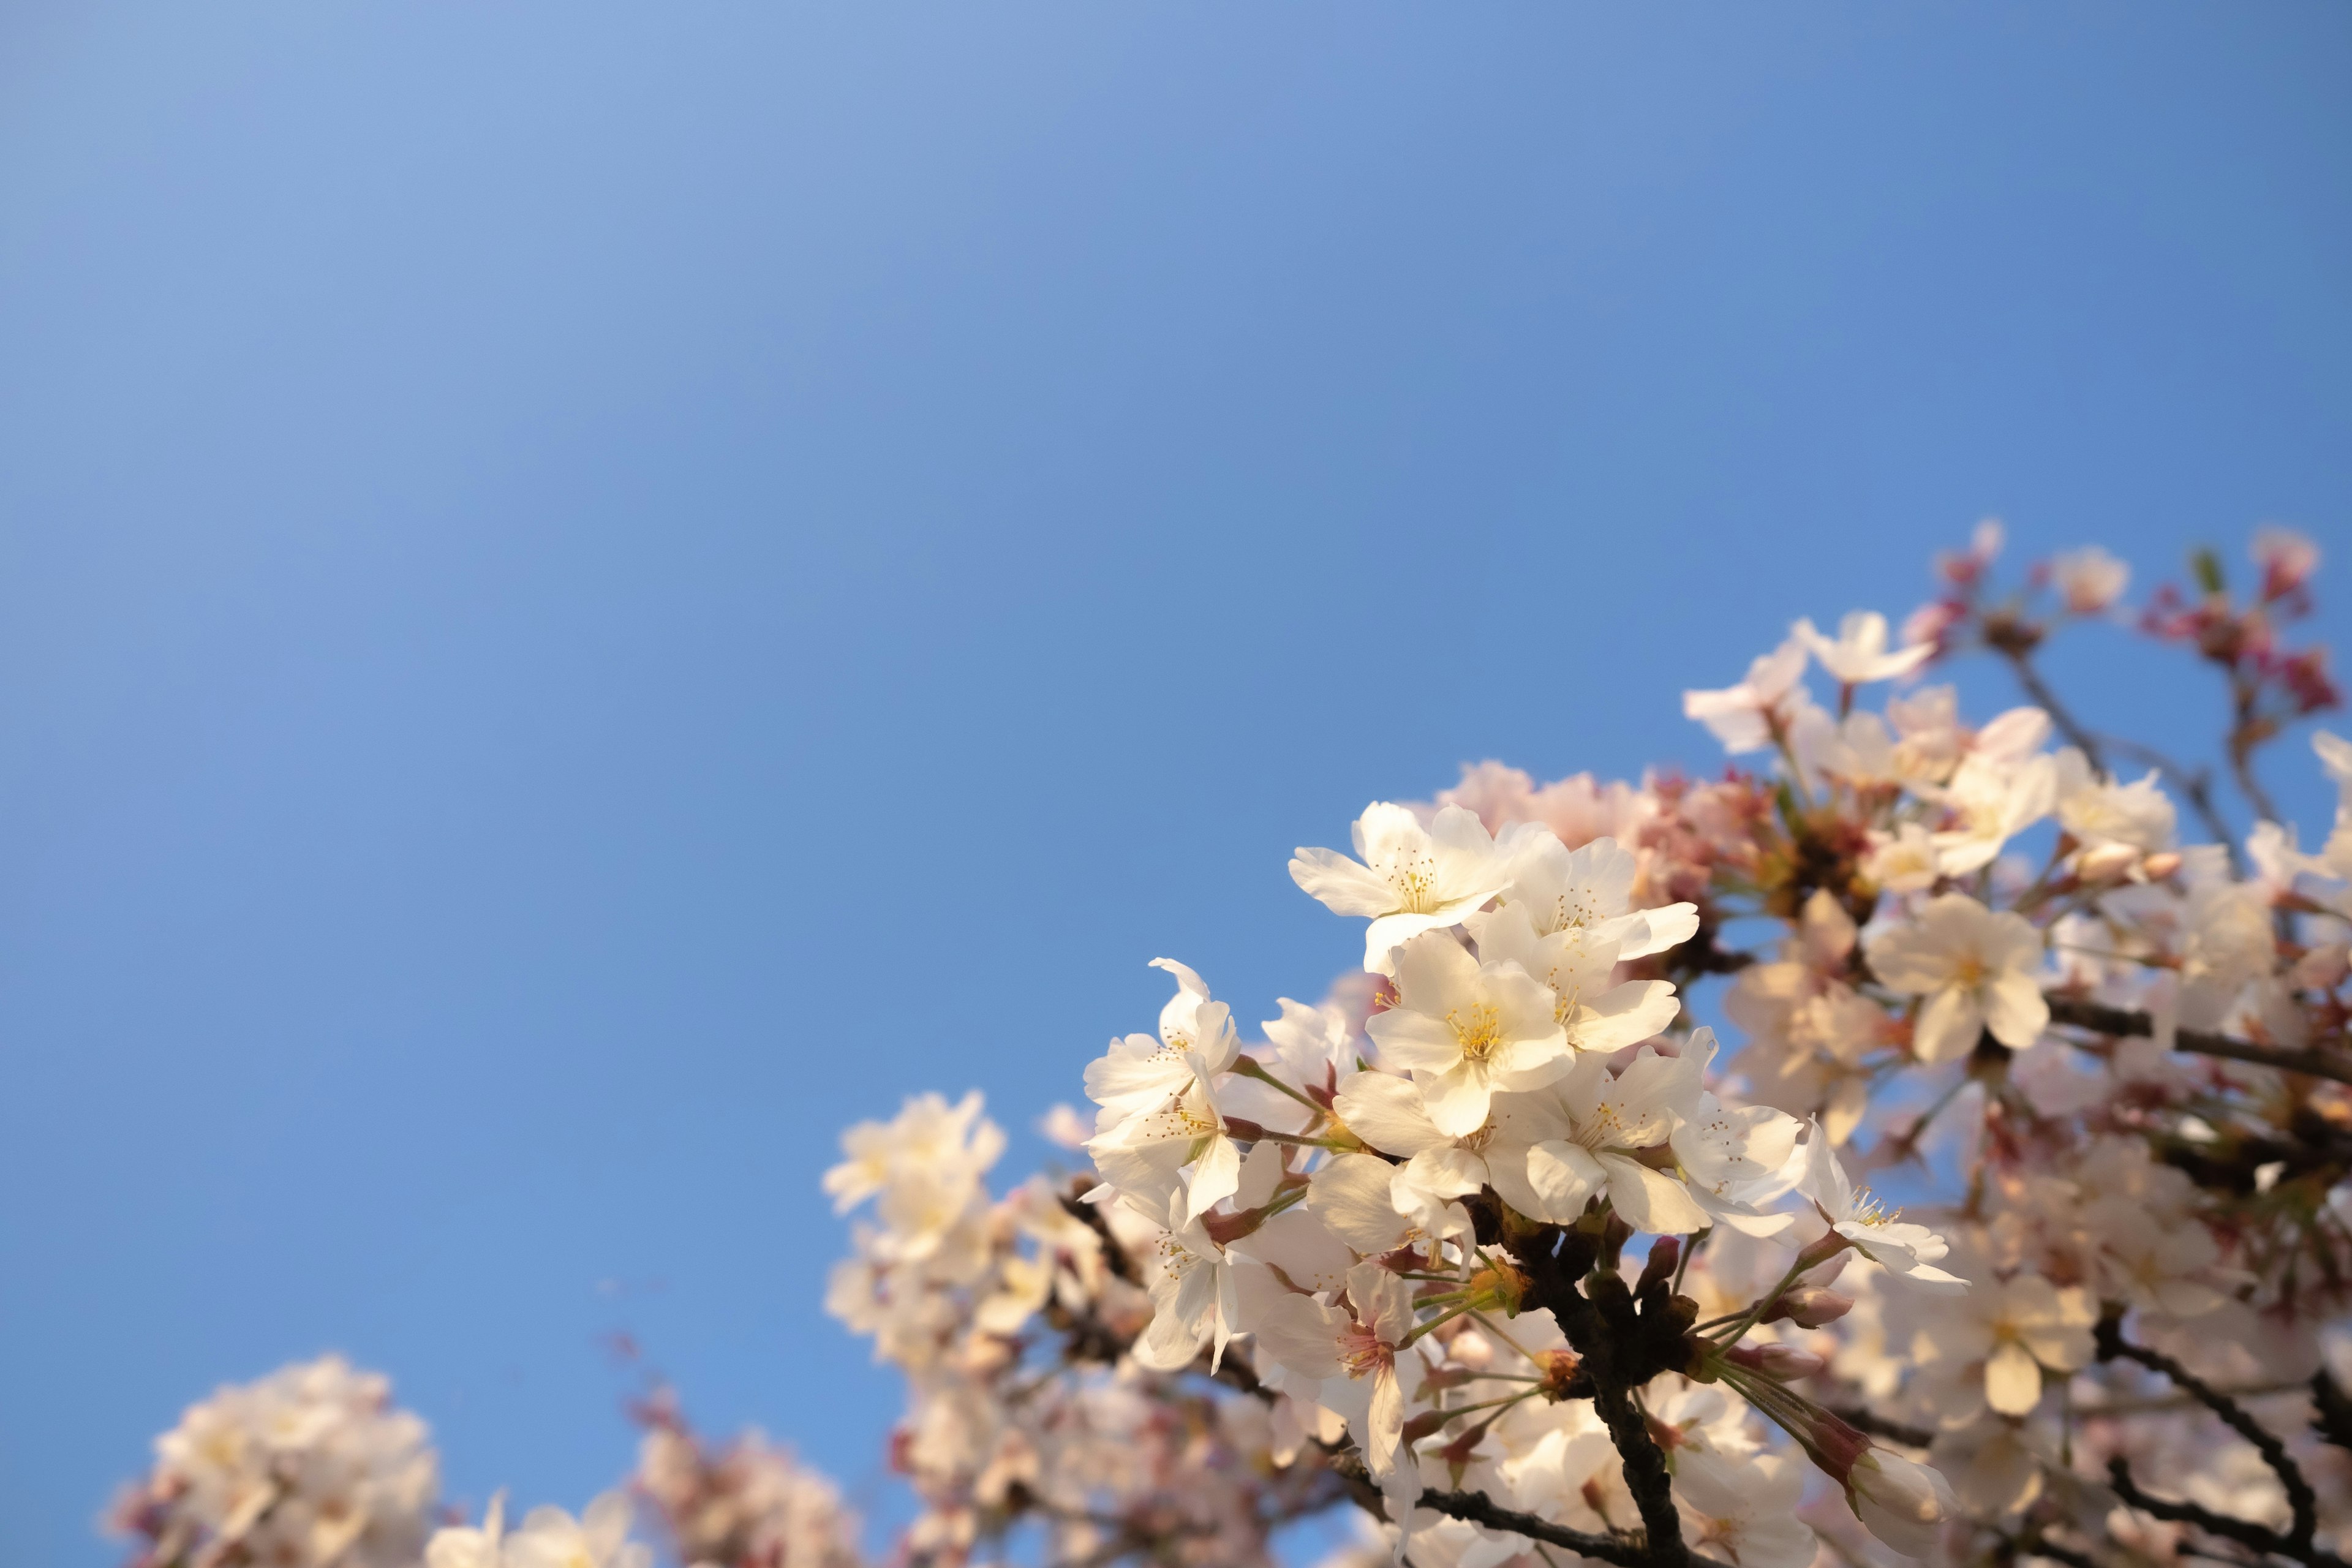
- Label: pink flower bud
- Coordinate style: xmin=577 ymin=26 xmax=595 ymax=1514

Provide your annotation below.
xmin=1772 ymin=1286 xmax=1855 ymax=1328
xmin=2253 ymin=526 xmax=2320 ymax=602
xmin=1803 ymin=1410 xmax=1872 ymax=1482
xmin=1727 ymin=1343 xmax=1826 ymax=1379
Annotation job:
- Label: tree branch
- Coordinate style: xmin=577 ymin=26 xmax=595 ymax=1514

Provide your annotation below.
xmin=2312 ymin=1369 xmax=2352 ymax=1456
xmin=2045 ymin=995 xmax=2352 ymax=1087
xmin=2103 ymin=737 xmax=2243 ymax=872
xmin=1998 ymin=646 xmax=2107 ymax=775
xmin=1997 ymin=1527 xmax=2103 ymax=1568
xmin=2103 ymin=1459 xmax=2346 ymax=1568
xmin=2097 ymin=1317 xmax=2323 ymax=1559
xmin=1060 ymin=1189 xmax=1142 ymax=1284
xmin=1528 ymin=1250 xmax=1694 ymax=1567
xmin=1415 ymin=1487 xmax=1735 ymax=1568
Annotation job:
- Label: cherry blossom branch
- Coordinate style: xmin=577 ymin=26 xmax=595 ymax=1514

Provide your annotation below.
xmin=1992 ymin=641 xmax=2108 ymax=776
xmin=1500 ymin=1209 xmax=1700 ymax=1568
xmin=1414 ymin=1486 xmax=1735 ymax=1568
xmin=2045 ymin=995 xmax=2352 ymax=1087
xmin=1999 ymin=1527 xmax=2103 ymax=1568
xmin=2101 ymin=1460 xmax=2344 ymax=1568
xmin=1988 ymin=625 xmax=2259 ymax=872
xmin=1058 ymin=1189 xmax=1142 ymax=1284
xmin=2095 ymin=1316 xmax=2327 ymax=1564
xmin=2227 ymin=671 xmax=2288 ymax=828
xmin=2103 ymin=736 xmax=2242 ymax=869
xmin=2311 ymin=1369 xmax=2352 ymax=1455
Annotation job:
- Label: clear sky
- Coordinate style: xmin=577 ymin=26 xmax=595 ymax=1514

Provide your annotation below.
xmin=1 ymin=4 xmax=2347 ymax=1563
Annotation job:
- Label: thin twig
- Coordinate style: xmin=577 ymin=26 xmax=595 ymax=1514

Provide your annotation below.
xmin=2104 ymin=1460 xmax=2346 ymax=1568
xmin=1999 ymin=646 xmax=2107 ymax=775
xmin=2005 ymin=1529 xmax=2101 ymax=1568
xmin=1415 ymin=1487 xmax=1736 ymax=1568
xmin=2104 ymin=737 xmax=2244 ymax=871
xmin=1060 ymin=1191 xmax=1141 ymax=1284
xmin=2096 ymin=1317 xmax=2324 ymax=1559
xmin=2229 ymin=675 xmax=2287 ymax=829
xmin=2312 ymin=1369 xmax=2352 ymax=1455
xmin=2046 ymin=995 xmax=2352 ymax=1087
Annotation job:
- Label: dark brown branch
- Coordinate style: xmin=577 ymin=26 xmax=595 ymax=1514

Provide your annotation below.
xmin=2228 ymin=674 xmax=2287 ymax=830
xmin=2000 ymin=1528 xmax=2102 ymax=1568
xmin=1060 ymin=1189 xmax=1142 ymax=1284
xmin=1508 ymin=1217 xmax=1698 ymax=1568
xmin=2312 ymin=1369 xmax=2352 ymax=1455
xmin=2103 ymin=1459 xmax=2346 ymax=1568
xmin=2045 ymin=995 xmax=2352 ymax=1088
xmin=2096 ymin=1317 xmax=2323 ymax=1560
xmin=1416 ymin=1487 xmax=1733 ymax=1568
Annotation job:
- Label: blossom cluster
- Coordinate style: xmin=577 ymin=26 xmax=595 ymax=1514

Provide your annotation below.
xmin=111 ymin=1355 xmax=439 ymax=1568
xmin=113 ymin=523 xmax=2352 ymax=1568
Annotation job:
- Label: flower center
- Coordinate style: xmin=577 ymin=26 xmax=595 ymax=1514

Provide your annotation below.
xmin=1850 ymin=1188 xmax=1902 ymax=1227
xmin=1387 ymin=856 xmax=1440 ymax=914
xmin=1550 ymin=894 xmax=1599 ymax=932
xmin=1338 ymin=1322 xmax=1391 ymax=1379
xmin=1447 ymin=1001 xmax=1503 ymax=1063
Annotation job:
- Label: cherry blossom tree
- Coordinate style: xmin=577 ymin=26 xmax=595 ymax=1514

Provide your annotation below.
xmin=113 ymin=523 xmax=2352 ymax=1568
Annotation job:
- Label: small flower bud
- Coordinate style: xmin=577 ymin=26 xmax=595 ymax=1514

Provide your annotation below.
xmin=1800 ymin=1409 xmax=1873 ymax=1483
xmin=1765 ymin=1286 xmax=1854 ymax=1328
xmin=2253 ymin=526 xmax=2320 ymax=602
xmin=2075 ymin=840 xmax=2141 ymax=882
xmin=1399 ymin=1409 xmax=1450 ymax=1446
xmin=1726 ymin=1343 xmax=1826 ymax=1380
xmin=1463 ymin=1261 xmax=1531 ymax=1316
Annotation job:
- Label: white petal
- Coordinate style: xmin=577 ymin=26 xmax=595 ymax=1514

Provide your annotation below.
xmin=1332 ymin=1071 xmax=1452 ymax=1157
xmin=1598 ymin=1154 xmax=1710 ymax=1235
xmin=1984 ymin=1340 xmax=2043 ymax=1415
xmin=1309 ymin=1153 xmax=1412 ymax=1255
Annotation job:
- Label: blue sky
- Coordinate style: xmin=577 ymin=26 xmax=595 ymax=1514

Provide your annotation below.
xmin=0 ymin=4 xmax=2347 ymax=1562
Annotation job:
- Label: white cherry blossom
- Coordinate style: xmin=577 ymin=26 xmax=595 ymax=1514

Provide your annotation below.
xmin=1253 ymin=1261 xmax=1422 ymax=1477
xmin=1683 ymin=637 xmax=1813 ymax=754
xmin=1290 ymin=803 xmax=1518 ymax=973
xmin=1468 ymin=905 xmax=1681 ymax=1057
xmin=1800 ymin=1129 xmax=1966 ymax=1291
xmin=503 ymin=1495 xmax=652 ymax=1568
xmin=1363 ymin=931 xmax=1569 ymax=1136
xmin=1795 ymin=609 xmax=1935 ymax=687
xmin=1481 ymin=832 xmax=1700 ymax=960
xmin=1483 ymin=1049 xmax=1711 ymax=1234
xmin=2049 ymin=545 xmax=2130 ymax=613
xmin=1864 ymin=893 xmax=2048 ymax=1063
xmin=1673 ymin=1449 xmax=1817 ymax=1568
xmin=1929 ymin=747 xmax=2057 ymax=876
xmin=1082 ymin=959 xmax=1239 ymax=1126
